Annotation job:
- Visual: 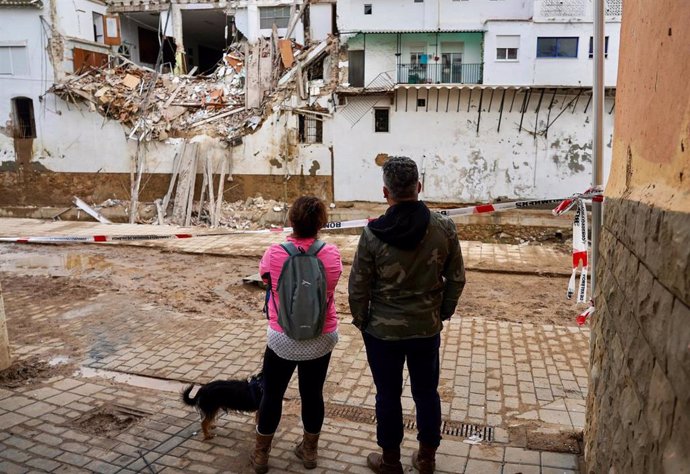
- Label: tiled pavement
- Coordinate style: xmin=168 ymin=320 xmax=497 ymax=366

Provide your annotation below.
xmin=0 ymin=376 xmax=580 ymax=474
xmin=0 ymin=218 xmax=570 ymax=274
xmin=0 ymin=217 xmax=584 ymax=473
xmin=1 ymin=283 xmax=585 ymax=472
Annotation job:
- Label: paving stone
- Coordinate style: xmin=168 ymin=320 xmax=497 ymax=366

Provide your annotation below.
xmin=463 ymin=458 xmax=502 ymax=474
xmin=541 ymin=452 xmax=579 ymax=469
xmin=55 ymin=451 xmax=92 ymax=467
xmin=0 ymin=460 xmax=27 ymax=474
xmin=435 ymin=453 xmax=467 ymax=472
xmin=26 ymin=457 xmax=61 ymax=472
xmin=0 ymin=447 xmax=31 ymax=463
xmin=469 ymin=445 xmax=504 ymax=462
xmin=504 ymin=447 xmax=540 ymax=465
xmin=503 ymin=462 xmax=541 ymax=474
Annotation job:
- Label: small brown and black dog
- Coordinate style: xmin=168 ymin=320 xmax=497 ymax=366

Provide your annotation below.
xmin=182 ymin=372 xmax=263 ymax=439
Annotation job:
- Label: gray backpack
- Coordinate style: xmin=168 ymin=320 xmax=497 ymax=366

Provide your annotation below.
xmin=272 ymin=240 xmax=328 ymax=340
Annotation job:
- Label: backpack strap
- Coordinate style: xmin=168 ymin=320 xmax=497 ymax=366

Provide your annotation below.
xmin=305 ymin=239 xmax=326 ymax=256
xmin=280 ymin=242 xmax=299 ymax=256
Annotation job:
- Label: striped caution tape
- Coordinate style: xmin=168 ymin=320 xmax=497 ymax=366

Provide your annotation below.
xmin=551 ymin=186 xmax=604 ymax=325
xmin=0 ymin=191 xmax=603 ymax=245
xmin=576 ymin=303 xmax=595 ymax=326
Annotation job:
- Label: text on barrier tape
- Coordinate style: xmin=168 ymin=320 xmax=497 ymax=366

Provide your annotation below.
xmin=0 ymin=191 xmax=602 ymax=245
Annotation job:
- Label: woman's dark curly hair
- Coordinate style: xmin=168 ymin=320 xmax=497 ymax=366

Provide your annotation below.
xmin=289 ymin=196 xmax=328 ymax=238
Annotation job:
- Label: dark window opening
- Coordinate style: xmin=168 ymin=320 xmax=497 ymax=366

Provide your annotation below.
xmin=536 ymin=37 xmax=579 ymax=58
xmin=307 ymin=57 xmax=325 ymax=81
xmin=589 ymin=36 xmax=610 ymax=58
xmin=348 ymin=50 xmax=365 ymax=87
xmin=138 ymin=26 xmax=176 ymax=67
xmin=364 ymin=4 xmax=372 ymax=14
xmin=417 ymin=98 xmax=426 ymax=107
xmin=12 ymin=97 xmax=36 ymax=139
xmin=93 ymin=12 xmax=104 ymax=43
xmin=299 ymin=115 xmax=323 ymax=144
xmin=374 ymin=108 xmax=389 ymax=133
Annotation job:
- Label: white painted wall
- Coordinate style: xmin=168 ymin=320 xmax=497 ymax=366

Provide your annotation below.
xmin=332 ymin=88 xmax=614 ymax=203
xmin=56 ymin=0 xmax=108 ymax=41
xmin=309 ymin=3 xmax=333 ymax=42
xmin=483 ymin=21 xmax=620 ymax=87
xmin=337 ymin=0 xmax=532 ymax=32
xmin=0 ymin=5 xmax=52 ymax=164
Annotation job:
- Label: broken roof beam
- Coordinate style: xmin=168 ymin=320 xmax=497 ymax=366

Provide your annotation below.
xmin=278 ymin=39 xmax=330 ymax=86
xmin=73 ymin=196 xmax=112 ymax=224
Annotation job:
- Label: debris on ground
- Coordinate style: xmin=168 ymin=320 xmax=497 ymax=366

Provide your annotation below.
xmin=0 ymin=357 xmax=57 ymax=388
xmin=190 ymin=196 xmax=288 ymax=229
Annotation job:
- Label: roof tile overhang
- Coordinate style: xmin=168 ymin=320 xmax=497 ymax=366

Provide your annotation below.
xmin=0 ymin=0 xmax=43 ymax=8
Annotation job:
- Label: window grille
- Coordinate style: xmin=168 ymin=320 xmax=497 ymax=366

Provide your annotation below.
xmin=540 ymin=0 xmax=586 ymax=17
xmin=299 ymin=115 xmax=323 ymax=144
xmin=259 ymin=6 xmax=291 ymax=29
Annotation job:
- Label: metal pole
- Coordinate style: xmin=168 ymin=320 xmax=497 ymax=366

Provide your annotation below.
xmin=591 ymin=0 xmax=605 ymax=296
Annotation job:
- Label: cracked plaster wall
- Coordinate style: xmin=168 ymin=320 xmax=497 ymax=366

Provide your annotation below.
xmin=332 ymin=89 xmax=614 ymax=203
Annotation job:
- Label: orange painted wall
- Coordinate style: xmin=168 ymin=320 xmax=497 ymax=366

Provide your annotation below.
xmin=606 ymin=0 xmax=690 ymax=212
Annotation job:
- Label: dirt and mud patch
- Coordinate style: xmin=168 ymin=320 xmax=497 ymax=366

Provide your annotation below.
xmin=457 ymin=224 xmax=572 ymax=249
xmin=0 ymin=356 xmax=69 ymax=388
xmin=1 ymin=243 xmax=581 ymax=328
xmin=71 ymin=404 xmax=145 ymax=437
xmin=508 ymin=422 xmax=583 ymax=454
xmin=526 ymin=430 xmax=582 ymax=454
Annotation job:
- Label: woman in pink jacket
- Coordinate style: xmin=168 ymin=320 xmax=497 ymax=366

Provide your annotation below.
xmin=251 ymin=196 xmax=342 ymax=473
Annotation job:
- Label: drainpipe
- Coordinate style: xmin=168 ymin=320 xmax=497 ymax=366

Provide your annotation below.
xmin=591 ymin=0 xmax=604 ymax=295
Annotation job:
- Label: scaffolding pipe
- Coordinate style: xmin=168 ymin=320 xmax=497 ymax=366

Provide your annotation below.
xmin=591 ymin=0 xmax=605 ymax=296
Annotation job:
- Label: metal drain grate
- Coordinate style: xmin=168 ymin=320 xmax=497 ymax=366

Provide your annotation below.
xmin=325 ymin=403 xmax=494 ymax=442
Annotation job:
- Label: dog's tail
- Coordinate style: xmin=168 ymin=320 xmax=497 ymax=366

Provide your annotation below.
xmin=181 ymin=384 xmax=197 ymax=406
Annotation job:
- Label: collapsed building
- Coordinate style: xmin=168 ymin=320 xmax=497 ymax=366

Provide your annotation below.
xmin=1 ymin=0 xmax=618 ymax=222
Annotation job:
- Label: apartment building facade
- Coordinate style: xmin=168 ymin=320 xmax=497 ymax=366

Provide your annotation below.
xmin=331 ymin=0 xmax=621 ymax=202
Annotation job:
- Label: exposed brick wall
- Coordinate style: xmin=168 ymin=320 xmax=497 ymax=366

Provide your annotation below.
xmin=586 ymin=197 xmax=690 ymax=473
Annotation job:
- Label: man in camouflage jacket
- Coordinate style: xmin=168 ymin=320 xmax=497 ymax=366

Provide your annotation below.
xmin=349 ymin=157 xmax=466 ymax=474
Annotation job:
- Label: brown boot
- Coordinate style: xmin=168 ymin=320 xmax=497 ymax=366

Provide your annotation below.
xmin=250 ymin=430 xmax=274 ymax=474
xmin=294 ymin=431 xmax=319 ymax=469
xmin=412 ymin=443 xmax=437 ymax=474
xmin=366 ymin=448 xmax=404 ymax=474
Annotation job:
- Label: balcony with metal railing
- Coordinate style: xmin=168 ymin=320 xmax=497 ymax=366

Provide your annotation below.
xmin=397 ymin=63 xmax=483 ymax=85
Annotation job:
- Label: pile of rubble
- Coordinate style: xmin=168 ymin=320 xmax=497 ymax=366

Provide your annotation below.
xmin=190 ymin=197 xmax=288 ymax=230
xmin=50 ymin=52 xmax=254 ymax=141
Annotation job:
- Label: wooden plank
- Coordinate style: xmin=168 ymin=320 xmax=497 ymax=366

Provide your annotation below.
xmin=184 ymin=146 xmax=198 ymax=227
xmin=162 ymin=141 xmax=185 ymax=216
xmin=279 ymin=39 xmax=295 ymax=68
xmin=213 ymin=149 xmax=229 ymax=228
xmin=205 ymin=156 xmax=216 ymax=226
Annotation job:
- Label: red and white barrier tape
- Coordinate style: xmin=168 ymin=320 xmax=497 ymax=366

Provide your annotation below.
xmin=552 ymin=186 xmax=604 ymax=325
xmin=0 ymin=192 xmax=603 ymax=244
